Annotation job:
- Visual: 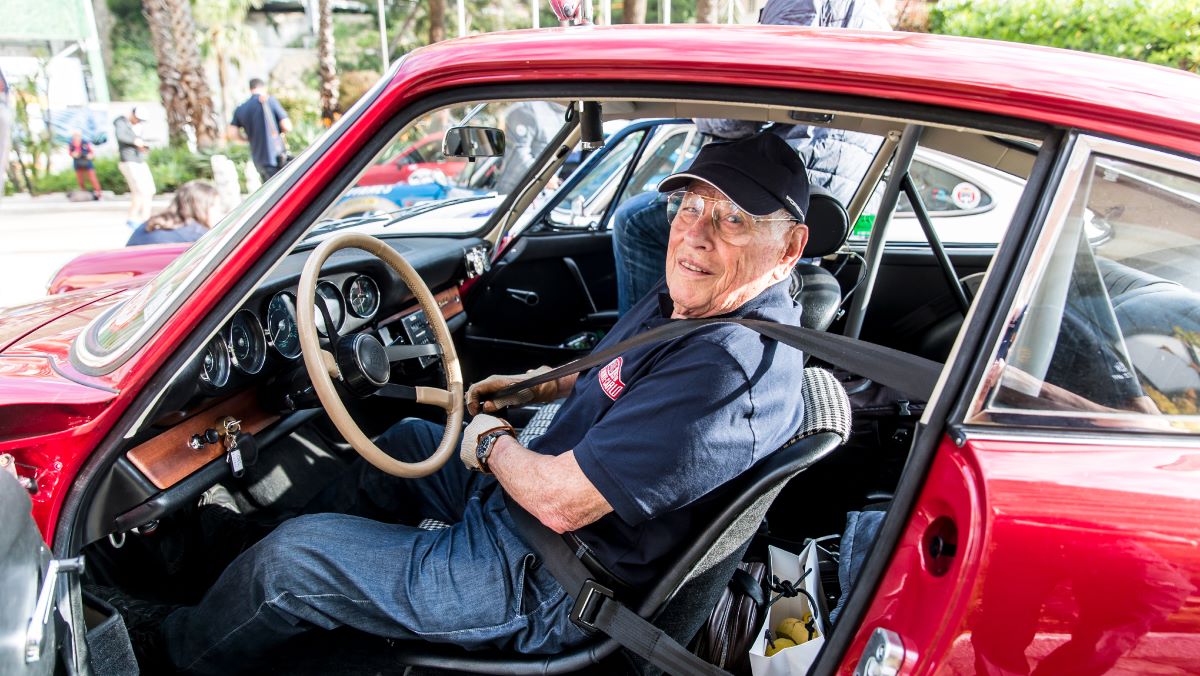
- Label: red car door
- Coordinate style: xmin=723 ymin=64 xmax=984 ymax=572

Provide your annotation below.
xmin=834 ymin=135 xmax=1200 ymax=674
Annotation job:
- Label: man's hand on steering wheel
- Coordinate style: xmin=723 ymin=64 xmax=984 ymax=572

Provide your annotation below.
xmin=466 ymin=366 xmax=560 ymax=415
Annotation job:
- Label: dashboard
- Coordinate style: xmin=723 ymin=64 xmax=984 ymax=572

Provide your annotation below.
xmin=88 ymin=236 xmax=487 ymax=544
xmin=197 ymin=272 xmax=385 ymax=391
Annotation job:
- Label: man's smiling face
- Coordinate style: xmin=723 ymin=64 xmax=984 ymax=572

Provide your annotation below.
xmin=665 ymin=181 xmax=808 ymax=319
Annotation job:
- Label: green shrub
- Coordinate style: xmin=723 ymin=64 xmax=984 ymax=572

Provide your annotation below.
xmin=930 ymin=0 xmax=1200 ymax=73
xmin=30 ymin=146 xmax=257 ymax=195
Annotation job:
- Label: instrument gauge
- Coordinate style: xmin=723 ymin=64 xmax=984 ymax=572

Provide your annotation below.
xmin=229 ymin=309 xmax=267 ymax=374
xmin=315 ymin=281 xmax=345 ymax=337
xmin=267 ymin=291 xmax=301 ymax=359
xmin=347 ymin=275 xmax=381 ymax=320
xmin=199 ymin=334 xmax=231 ymax=389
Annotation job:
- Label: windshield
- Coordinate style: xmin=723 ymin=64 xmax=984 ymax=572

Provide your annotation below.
xmin=313 ymin=100 xmax=568 ymax=235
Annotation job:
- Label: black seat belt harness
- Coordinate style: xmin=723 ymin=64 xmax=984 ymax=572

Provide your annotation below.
xmin=505 ymin=496 xmax=732 ymax=676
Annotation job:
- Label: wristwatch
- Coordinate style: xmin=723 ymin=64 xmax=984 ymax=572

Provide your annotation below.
xmin=475 ymin=424 xmax=515 ymax=474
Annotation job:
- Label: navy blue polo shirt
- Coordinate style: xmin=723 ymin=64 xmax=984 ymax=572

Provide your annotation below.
xmin=526 ymin=279 xmax=806 ymax=590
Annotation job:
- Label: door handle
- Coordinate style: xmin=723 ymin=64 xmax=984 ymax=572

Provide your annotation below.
xmin=507 ymin=289 xmax=540 ymax=306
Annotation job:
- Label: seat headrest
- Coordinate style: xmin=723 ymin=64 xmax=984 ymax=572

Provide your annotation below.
xmin=803 ymin=187 xmax=849 ymax=258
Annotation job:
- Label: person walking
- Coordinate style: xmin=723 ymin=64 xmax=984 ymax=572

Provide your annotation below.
xmin=69 ymin=130 xmax=101 ymax=200
xmin=228 ymin=78 xmax=292 ymax=181
xmin=114 ymin=107 xmax=156 ymax=228
xmin=126 ymin=180 xmax=225 ymax=246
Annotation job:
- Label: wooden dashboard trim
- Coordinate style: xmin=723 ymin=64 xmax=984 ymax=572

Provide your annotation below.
xmin=126 ymin=389 xmax=279 ymax=490
xmin=378 ymin=286 xmax=463 ymax=327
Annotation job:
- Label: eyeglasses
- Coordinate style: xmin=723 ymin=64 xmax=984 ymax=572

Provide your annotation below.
xmin=665 ymin=190 xmax=799 ymax=246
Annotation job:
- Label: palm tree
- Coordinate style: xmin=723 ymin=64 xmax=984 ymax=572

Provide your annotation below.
xmin=429 ymin=0 xmax=446 ymax=42
xmin=143 ymin=0 xmax=220 ymax=149
xmin=318 ymin=0 xmax=340 ymax=124
xmin=194 ymin=0 xmax=262 ymax=126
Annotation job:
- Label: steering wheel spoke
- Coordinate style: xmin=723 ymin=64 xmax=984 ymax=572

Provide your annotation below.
xmin=320 ymin=349 xmax=343 ymax=380
xmin=376 ymin=384 xmax=418 ymax=400
xmin=415 ymin=386 xmax=456 ymax=410
xmin=385 ymin=343 xmax=442 ymax=362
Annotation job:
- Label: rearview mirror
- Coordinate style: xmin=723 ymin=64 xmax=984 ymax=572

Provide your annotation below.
xmin=442 ymin=126 xmax=506 ymax=159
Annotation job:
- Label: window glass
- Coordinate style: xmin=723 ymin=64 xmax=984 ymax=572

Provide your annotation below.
xmin=317 ymin=100 xmax=567 ymax=231
xmin=985 ymin=151 xmax=1200 ymax=418
xmin=547 ymin=129 xmax=646 ymax=229
xmin=897 ymin=160 xmax=994 ymax=213
xmin=852 ymin=148 xmax=1024 ymax=246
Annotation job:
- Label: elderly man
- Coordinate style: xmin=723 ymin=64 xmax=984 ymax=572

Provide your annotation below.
xmin=121 ymin=133 xmax=810 ymax=674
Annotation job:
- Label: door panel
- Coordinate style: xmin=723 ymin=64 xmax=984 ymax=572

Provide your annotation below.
xmin=464 ymin=231 xmax=617 ymax=369
xmin=839 ymin=435 xmax=1200 ymax=674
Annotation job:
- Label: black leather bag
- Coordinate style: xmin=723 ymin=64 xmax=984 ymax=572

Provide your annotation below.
xmin=694 ymin=561 xmax=768 ymax=675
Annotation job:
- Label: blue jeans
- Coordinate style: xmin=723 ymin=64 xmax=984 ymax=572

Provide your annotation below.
xmin=161 ymin=418 xmax=587 ymax=674
xmin=612 ymin=191 xmax=670 ymax=315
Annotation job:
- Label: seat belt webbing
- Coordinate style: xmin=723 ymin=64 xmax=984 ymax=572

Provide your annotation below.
xmin=492 ymin=318 xmax=940 ymax=403
xmin=505 ymin=496 xmax=731 ymax=676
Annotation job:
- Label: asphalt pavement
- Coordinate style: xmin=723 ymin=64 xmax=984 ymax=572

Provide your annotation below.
xmin=0 ymin=192 xmax=171 ymax=310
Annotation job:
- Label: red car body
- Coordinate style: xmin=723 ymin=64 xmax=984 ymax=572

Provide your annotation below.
xmin=5 ymin=26 xmax=1200 ymax=674
xmin=46 ymin=243 xmax=188 ymax=295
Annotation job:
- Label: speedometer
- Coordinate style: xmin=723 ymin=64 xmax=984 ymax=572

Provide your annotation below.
xmin=267 ymin=291 xmax=301 ymax=359
xmin=346 ymin=275 xmax=380 ymax=319
xmin=315 ymin=281 xmax=345 ymax=337
xmin=230 ymin=309 xmax=267 ymax=374
xmin=199 ymin=334 xmax=231 ymax=389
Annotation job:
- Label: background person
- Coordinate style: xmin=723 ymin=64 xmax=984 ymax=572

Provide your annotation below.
xmin=114 ymin=107 xmax=156 ymax=228
xmin=228 ymin=78 xmax=292 ymax=181
xmin=126 ymin=180 xmax=224 ymax=246
xmin=611 ymin=0 xmax=890 ymax=313
xmin=68 ymin=130 xmax=101 ymax=200
xmin=494 ymin=100 xmax=565 ymax=195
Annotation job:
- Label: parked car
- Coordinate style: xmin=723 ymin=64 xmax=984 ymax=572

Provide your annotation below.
xmin=6 ymin=25 xmax=1200 ymax=676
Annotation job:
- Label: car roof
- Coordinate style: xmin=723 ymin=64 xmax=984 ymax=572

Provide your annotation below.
xmin=395 ymin=25 xmax=1200 ymax=156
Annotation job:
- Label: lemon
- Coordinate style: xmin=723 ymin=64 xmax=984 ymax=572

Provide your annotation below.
xmin=775 ymin=616 xmax=805 ymax=643
xmin=764 ymin=637 xmax=796 ymax=657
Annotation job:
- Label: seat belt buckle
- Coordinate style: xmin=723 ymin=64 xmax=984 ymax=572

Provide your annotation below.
xmin=570 ymin=579 xmax=614 ymax=632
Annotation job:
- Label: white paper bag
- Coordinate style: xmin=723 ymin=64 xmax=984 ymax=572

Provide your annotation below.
xmin=748 ymin=543 xmax=826 ymax=676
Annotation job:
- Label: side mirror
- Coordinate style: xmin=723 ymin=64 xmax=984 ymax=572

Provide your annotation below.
xmin=442 ymin=126 xmax=506 ymax=159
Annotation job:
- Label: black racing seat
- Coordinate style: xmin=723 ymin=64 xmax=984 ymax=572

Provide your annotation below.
xmin=271 ymin=368 xmax=850 ymax=675
xmin=789 ymin=188 xmax=850 ymax=332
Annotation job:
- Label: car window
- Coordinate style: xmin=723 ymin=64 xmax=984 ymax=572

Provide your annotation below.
xmin=546 ymin=129 xmax=646 ymax=229
xmin=852 ymin=148 xmax=1024 ymax=247
xmin=977 ymin=141 xmax=1200 ymax=425
xmin=897 ymin=160 xmax=994 ymax=214
xmin=318 ymin=100 xmax=567 ymax=232
xmin=622 ymin=128 xmax=703 ymax=201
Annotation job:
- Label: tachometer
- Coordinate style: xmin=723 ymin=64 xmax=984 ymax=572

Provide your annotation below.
xmin=267 ymin=291 xmax=301 ymax=359
xmin=230 ymin=309 xmax=267 ymax=374
xmin=315 ymin=281 xmax=345 ymax=337
xmin=346 ymin=275 xmax=380 ymax=319
xmin=200 ymin=334 xmax=231 ymax=389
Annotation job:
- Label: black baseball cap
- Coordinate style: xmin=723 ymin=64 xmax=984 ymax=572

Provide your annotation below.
xmin=658 ymin=133 xmax=809 ymax=222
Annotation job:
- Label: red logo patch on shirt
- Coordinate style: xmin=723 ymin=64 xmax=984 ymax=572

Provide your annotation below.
xmin=598 ymin=356 xmax=625 ymax=400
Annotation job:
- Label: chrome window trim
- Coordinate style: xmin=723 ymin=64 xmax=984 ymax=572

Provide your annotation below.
xmin=959 ymin=423 xmax=1200 ymax=447
xmin=965 ymin=135 xmax=1200 ymax=428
